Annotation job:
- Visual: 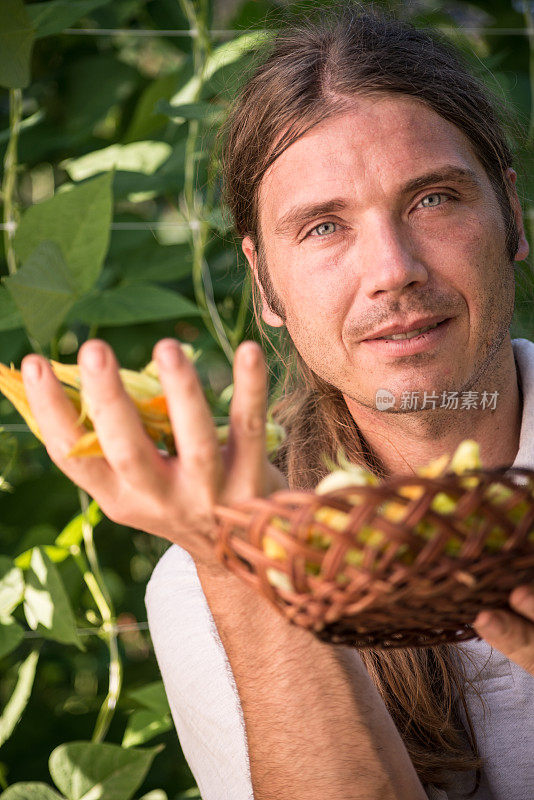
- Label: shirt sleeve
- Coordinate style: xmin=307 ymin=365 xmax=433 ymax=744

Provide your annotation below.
xmin=145 ymin=544 xmax=254 ymax=800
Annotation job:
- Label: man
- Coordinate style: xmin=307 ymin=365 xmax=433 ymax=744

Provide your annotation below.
xmin=21 ymin=5 xmax=534 ymax=800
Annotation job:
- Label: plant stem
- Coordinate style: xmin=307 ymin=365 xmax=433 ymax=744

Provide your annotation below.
xmin=2 ymin=89 xmax=22 ymax=275
xmin=73 ymin=489 xmax=122 ymax=742
xmin=179 ymin=0 xmax=235 ymax=363
xmin=49 ymin=336 xmax=59 ymax=361
xmin=79 ymin=489 xmax=112 ymax=608
xmin=92 ymin=627 xmax=121 ymax=743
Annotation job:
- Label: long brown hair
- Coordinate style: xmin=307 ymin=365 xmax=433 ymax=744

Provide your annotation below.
xmin=218 ymin=2 xmax=521 ymax=790
xmin=266 ymin=339 xmax=483 ymax=791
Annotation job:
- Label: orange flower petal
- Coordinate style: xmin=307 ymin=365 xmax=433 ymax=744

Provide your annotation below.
xmin=66 ymin=431 xmax=103 ymax=458
xmin=137 ymin=395 xmax=168 ymax=417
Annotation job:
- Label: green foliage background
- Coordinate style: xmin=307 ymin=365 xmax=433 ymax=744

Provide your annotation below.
xmin=0 ymin=0 xmax=533 ymax=798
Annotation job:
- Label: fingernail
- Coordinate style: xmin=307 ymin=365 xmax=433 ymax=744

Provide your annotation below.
xmin=81 ymin=344 xmax=107 ymax=371
xmin=23 ymin=359 xmax=42 ymax=382
xmin=512 ymin=586 xmax=534 ymax=612
xmin=475 ymin=611 xmax=505 ymax=636
xmin=242 ymin=343 xmax=259 ymax=368
xmin=157 ymin=343 xmax=183 ymax=368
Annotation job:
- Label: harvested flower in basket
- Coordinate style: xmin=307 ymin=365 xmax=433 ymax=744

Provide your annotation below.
xmin=262 ymin=440 xmax=490 ymax=590
xmin=0 ymin=349 xmax=286 ymax=459
xmin=214 ymin=439 xmax=534 ymax=648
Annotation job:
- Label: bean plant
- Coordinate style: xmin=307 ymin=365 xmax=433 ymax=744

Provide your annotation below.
xmin=0 ymin=1 xmax=532 ymax=797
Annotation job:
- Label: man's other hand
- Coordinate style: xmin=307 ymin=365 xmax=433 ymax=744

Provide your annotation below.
xmin=21 ymin=338 xmax=288 ymax=567
xmin=473 ymin=585 xmax=534 ymax=676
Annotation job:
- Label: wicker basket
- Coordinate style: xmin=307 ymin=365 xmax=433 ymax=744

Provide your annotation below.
xmin=214 ymin=467 xmax=534 ymax=649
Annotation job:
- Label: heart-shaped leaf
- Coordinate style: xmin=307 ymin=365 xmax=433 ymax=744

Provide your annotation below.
xmin=66 ymin=284 xmax=200 ymax=327
xmin=0 ymin=287 xmax=23 ymax=332
xmin=4 ymin=241 xmax=77 ymax=347
xmin=14 ymin=173 xmax=113 ymax=296
xmin=49 ymin=741 xmax=160 ymax=800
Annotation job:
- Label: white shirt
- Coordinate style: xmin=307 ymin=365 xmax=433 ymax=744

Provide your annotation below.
xmin=146 ymin=338 xmax=534 ymax=800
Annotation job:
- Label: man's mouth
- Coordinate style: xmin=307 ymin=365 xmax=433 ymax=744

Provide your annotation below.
xmin=360 ymin=318 xmax=453 ymax=355
xmin=374 ymin=321 xmax=441 ymax=341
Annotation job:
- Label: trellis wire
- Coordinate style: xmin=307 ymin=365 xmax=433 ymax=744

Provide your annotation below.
xmin=22 ymin=621 xmax=150 ymax=639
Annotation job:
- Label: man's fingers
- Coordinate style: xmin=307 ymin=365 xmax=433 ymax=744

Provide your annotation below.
xmin=153 ymin=339 xmax=221 ymax=488
xmin=78 ymin=340 xmax=169 ymax=494
xmin=473 ymin=596 xmax=534 ymax=676
xmin=224 ymin=341 xmax=268 ymax=500
xmin=509 ymin=585 xmax=534 ymax=622
xmin=21 ymin=354 xmax=118 ymax=494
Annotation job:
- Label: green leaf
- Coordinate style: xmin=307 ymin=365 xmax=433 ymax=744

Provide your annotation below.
xmin=3 ymin=241 xmax=77 ymax=348
xmin=66 ymin=284 xmax=200 ymax=327
xmin=127 ymin=681 xmax=170 ymax=715
xmin=122 ymin=710 xmax=172 ymax=748
xmin=0 ymin=557 xmax=24 ymax=616
xmin=203 ymin=30 xmax=271 ymax=83
xmin=0 ymin=649 xmax=39 ymax=747
xmin=28 ymin=0 xmax=112 ymax=39
xmin=63 ymin=142 xmax=172 ymax=182
xmin=49 ymin=741 xmax=160 ymax=800
xmin=0 ymin=286 xmax=23 ymax=332
xmin=111 ymin=142 xmax=186 ymax=203
xmin=169 ymin=31 xmax=269 ymax=107
xmin=157 ymin=101 xmax=225 ymax=124
xmin=0 ymin=0 xmax=35 ymax=89
xmin=63 ymin=55 xmax=138 ymax=135
xmin=117 ymin=243 xmax=193 ymax=285
xmin=13 ymin=173 xmax=113 ymax=295
xmin=0 ymin=617 xmax=24 ymax=660
xmin=23 ymin=548 xmax=83 ymax=650
xmin=175 ymin=790 xmax=200 ymax=800
xmin=124 ymin=70 xmax=187 ymax=143
xmin=139 ymin=792 xmax=168 ymax=800
xmin=55 ymin=501 xmax=102 ymax=549
xmin=0 ymin=782 xmax=64 ymax=800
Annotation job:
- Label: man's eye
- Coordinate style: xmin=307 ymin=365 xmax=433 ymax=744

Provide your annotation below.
xmin=419 ymin=193 xmax=448 ymax=208
xmin=310 ymin=221 xmax=337 ymax=236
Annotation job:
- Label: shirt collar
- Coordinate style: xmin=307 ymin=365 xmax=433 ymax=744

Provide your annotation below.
xmin=511 ymin=338 xmax=534 ymax=470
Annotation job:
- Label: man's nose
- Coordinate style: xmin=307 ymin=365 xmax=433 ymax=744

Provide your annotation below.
xmin=358 ymin=216 xmax=428 ymax=298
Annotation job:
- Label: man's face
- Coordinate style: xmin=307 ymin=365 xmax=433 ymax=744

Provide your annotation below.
xmin=243 ymin=94 xmax=528 ymax=410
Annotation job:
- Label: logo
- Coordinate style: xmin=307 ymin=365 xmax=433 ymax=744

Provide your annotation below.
xmin=375 ymin=388 xmax=396 ymax=411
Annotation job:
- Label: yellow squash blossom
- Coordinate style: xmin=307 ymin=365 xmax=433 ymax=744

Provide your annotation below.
xmin=262 ymin=439 xmax=517 ymax=590
xmin=0 ymin=347 xmax=286 ymax=460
